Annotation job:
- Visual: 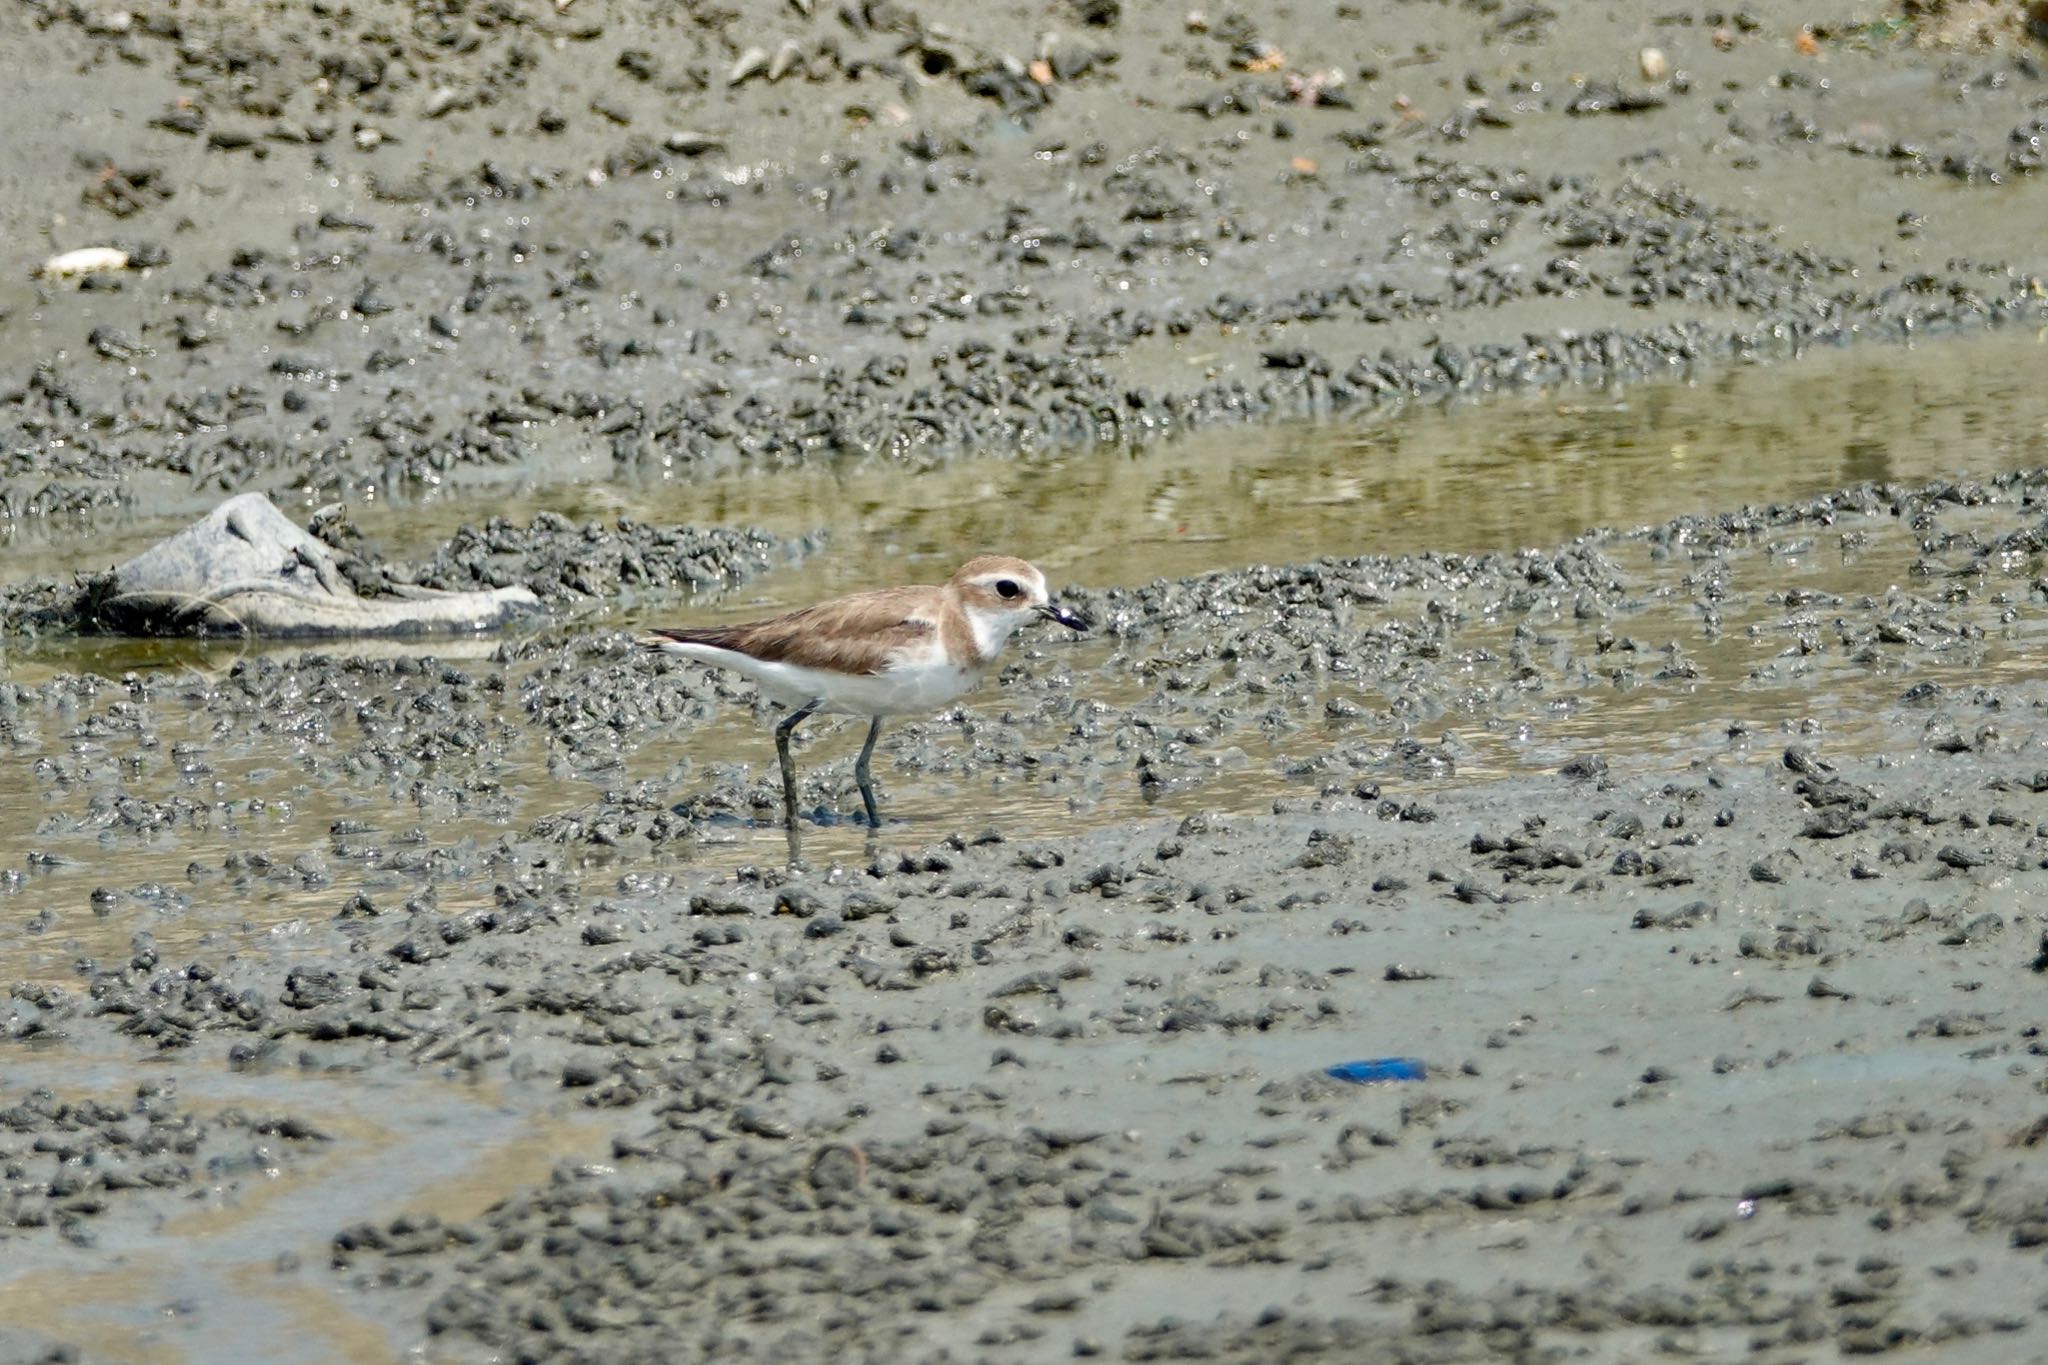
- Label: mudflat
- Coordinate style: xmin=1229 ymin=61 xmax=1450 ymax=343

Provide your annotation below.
xmin=5 ymin=0 xmax=2048 ymax=1360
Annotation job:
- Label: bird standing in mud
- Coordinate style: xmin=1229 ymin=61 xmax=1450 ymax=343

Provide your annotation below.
xmin=640 ymin=555 xmax=1088 ymax=832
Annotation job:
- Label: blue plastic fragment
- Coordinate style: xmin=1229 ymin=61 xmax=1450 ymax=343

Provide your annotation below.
xmin=1325 ymin=1057 xmax=1427 ymax=1084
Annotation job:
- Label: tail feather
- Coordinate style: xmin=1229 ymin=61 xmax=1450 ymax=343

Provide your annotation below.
xmin=639 ymin=626 xmax=738 ymax=652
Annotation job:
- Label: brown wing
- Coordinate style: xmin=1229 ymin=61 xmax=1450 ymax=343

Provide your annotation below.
xmin=641 ymin=586 xmax=937 ymax=676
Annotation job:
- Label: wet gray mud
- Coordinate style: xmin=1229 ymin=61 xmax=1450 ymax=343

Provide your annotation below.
xmin=7 ymin=0 xmax=2048 ymax=1360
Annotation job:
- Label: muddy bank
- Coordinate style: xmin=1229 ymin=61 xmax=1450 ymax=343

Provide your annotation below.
xmin=8 ymin=470 xmax=2048 ymax=1358
xmin=4 ymin=0 xmax=2048 ymax=534
xmin=7 ymin=0 xmax=2048 ymax=1358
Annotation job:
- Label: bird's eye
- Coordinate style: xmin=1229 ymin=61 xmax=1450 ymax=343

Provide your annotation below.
xmin=995 ymin=579 xmax=1022 ymax=600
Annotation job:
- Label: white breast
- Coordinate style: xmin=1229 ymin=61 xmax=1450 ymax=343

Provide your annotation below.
xmin=656 ymin=639 xmax=984 ymax=716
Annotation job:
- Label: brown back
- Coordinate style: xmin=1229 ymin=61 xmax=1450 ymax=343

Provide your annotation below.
xmin=645 ymin=587 xmax=938 ymax=676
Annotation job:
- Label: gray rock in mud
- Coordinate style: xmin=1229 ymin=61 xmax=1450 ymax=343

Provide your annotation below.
xmin=82 ymin=493 xmax=540 ymax=637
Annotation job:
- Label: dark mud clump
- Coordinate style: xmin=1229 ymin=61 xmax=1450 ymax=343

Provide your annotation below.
xmin=0 ymin=1083 xmax=331 ymax=1245
xmin=326 ymin=507 xmax=817 ymax=606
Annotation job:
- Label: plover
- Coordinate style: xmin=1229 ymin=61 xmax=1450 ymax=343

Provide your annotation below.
xmin=641 ymin=555 xmax=1088 ymax=829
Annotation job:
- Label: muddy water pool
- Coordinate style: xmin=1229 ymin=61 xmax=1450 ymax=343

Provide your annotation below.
xmin=8 ymin=331 xmax=2047 ymax=604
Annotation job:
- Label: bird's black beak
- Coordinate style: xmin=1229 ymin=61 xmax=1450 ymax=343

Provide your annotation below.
xmin=1037 ymin=602 xmax=1090 ymax=632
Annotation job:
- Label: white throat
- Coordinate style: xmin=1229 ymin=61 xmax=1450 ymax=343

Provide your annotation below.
xmin=964 ymin=605 xmax=1023 ymax=663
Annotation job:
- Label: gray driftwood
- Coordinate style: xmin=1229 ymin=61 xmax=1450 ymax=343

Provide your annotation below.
xmin=88 ymin=494 xmax=539 ymax=637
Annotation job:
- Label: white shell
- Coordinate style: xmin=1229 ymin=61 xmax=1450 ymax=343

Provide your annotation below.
xmin=38 ymin=247 xmax=131 ymax=279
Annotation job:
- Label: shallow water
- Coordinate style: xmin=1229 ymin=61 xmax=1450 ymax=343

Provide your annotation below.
xmin=0 ymin=1049 xmax=610 ymax=1362
xmin=7 ymin=334 xmax=2048 ymax=1358
xmin=7 ymin=330 xmax=2047 ymax=614
xmin=9 ymin=332 xmax=2048 ymax=934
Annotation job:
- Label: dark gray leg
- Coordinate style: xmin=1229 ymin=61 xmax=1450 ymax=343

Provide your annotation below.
xmin=855 ymin=716 xmax=884 ymax=827
xmin=774 ymin=701 xmax=820 ymax=831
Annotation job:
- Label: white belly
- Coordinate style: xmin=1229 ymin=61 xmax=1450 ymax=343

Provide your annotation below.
xmin=660 ymin=642 xmax=985 ymax=716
